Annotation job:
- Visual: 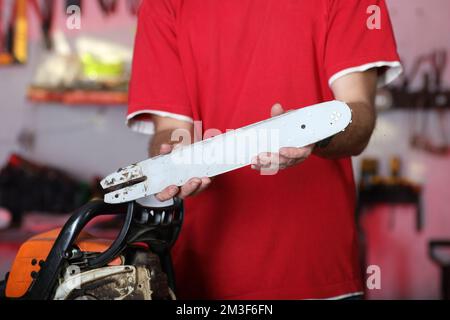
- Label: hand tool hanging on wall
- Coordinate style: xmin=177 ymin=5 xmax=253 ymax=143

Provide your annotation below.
xmin=0 ymin=0 xmax=15 ymax=65
xmin=1 ymin=0 xmax=28 ymax=64
xmin=29 ymin=0 xmax=55 ymax=50
xmin=410 ymin=50 xmax=450 ymax=156
xmin=0 ymin=0 xmax=4 ymax=53
xmin=98 ymin=0 xmax=118 ymax=16
xmin=377 ymin=50 xmax=450 ymax=114
xmin=431 ymin=50 xmax=449 ymax=149
xmin=13 ymin=0 xmax=27 ymax=64
xmin=1 ymin=0 xmax=56 ymax=63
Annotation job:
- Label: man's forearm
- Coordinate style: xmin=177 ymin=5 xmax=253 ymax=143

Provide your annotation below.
xmin=314 ymin=101 xmax=376 ymax=159
xmin=315 ymin=68 xmax=378 ymax=159
xmin=149 ymin=116 xmax=194 ymax=157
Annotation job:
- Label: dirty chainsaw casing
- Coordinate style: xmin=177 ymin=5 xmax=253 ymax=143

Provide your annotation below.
xmin=0 ymin=199 xmax=183 ymax=300
xmin=57 ymin=253 xmax=171 ymax=300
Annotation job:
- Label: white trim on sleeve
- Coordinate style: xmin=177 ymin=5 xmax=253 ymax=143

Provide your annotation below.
xmin=126 ymin=110 xmax=194 ymax=135
xmin=329 ymin=61 xmax=403 ymax=89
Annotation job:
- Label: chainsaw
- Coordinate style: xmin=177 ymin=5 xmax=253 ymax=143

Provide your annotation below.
xmin=0 ymin=100 xmax=352 ymax=300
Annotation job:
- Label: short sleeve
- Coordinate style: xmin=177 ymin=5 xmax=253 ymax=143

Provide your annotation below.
xmin=324 ymin=0 xmax=403 ymax=88
xmin=127 ymin=0 xmax=193 ymax=135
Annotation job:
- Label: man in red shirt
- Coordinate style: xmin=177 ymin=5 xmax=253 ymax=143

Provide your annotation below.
xmin=127 ymin=0 xmax=402 ymax=299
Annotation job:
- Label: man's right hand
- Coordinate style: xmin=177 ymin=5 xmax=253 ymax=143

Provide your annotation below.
xmin=155 ymin=143 xmax=212 ymax=201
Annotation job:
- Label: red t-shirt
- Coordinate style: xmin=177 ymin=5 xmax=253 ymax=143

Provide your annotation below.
xmin=128 ymin=0 xmax=401 ymax=299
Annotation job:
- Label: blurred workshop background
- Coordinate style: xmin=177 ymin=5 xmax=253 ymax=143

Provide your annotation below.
xmin=0 ymin=0 xmax=449 ymax=300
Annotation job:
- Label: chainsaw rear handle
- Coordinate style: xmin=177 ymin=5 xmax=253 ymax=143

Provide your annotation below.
xmin=26 ymin=200 xmax=130 ymax=300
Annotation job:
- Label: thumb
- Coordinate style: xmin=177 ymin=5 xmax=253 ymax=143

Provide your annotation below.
xmin=159 ymin=143 xmax=174 ymax=155
xmin=271 ymin=103 xmax=285 ymax=117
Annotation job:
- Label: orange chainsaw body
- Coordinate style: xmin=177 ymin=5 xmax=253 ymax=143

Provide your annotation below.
xmin=5 ymin=229 xmax=120 ymax=299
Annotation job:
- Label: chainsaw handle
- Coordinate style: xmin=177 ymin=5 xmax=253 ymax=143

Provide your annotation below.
xmin=27 ymin=200 xmax=129 ymax=300
xmin=87 ymin=201 xmax=134 ymax=268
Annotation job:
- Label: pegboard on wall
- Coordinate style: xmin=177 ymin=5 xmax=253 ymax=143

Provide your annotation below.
xmin=0 ymin=0 xmax=148 ymax=181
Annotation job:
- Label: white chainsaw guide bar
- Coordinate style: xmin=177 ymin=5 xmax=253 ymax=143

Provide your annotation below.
xmin=102 ymin=100 xmax=352 ymax=204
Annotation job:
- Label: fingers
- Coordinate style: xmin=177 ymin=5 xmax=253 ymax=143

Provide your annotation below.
xmin=156 ymin=141 xmax=213 ymax=202
xmin=155 ymin=177 xmax=212 ymax=202
xmin=179 ymin=178 xmax=202 ymax=199
xmin=159 ymin=143 xmax=184 ymax=155
xmin=252 ymin=153 xmax=293 ymax=170
xmin=271 ymin=103 xmax=285 ymax=117
xmin=279 ymin=146 xmax=313 ymax=160
xmin=191 ymin=177 xmax=212 ymax=196
xmin=155 ymin=185 xmax=180 ymax=202
xmin=159 ymin=143 xmax=174 ymax=155
xmin=252 ymin=147 xmax=313 ymax=172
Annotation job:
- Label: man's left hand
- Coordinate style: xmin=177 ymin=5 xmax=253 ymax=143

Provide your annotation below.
xmin=251 ymin=104 xmax=314 ymax=172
